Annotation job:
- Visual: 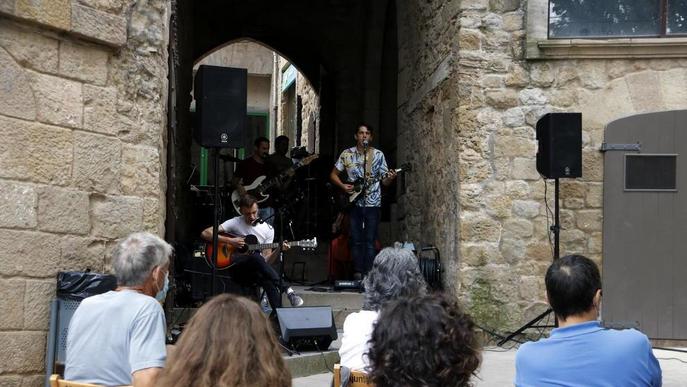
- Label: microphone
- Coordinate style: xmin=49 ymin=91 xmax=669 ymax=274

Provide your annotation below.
xmin=363 ymin=140 xmax=369 ymax=148
xmin=251 ymin=217 xmax=264 ymax=226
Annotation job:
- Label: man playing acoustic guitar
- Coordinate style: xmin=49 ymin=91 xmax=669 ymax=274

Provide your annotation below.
xmin=330 ymin=124 xmax=396 ymax=280
xmin=201 ymin=194 xmax=304 ymax=309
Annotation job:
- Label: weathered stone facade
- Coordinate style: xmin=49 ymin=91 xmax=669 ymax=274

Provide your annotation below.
xmin=396 ymin=0 xmax=687 ymax=331
xmin=0 ymin=1 xmax=169 ymax=383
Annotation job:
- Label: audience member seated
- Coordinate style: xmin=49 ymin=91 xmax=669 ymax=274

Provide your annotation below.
xmin=367 ymin=293 xmax=481 ymax=387
xmin=155 ymin=293 xmax=291 ymax=387
xmin=65 ymin=232 xmax=172 ymax=387
xmin=338 ymin=244 xmax=427 ymax=371
xmin=515 ymin=254 xmax=662 ymax=386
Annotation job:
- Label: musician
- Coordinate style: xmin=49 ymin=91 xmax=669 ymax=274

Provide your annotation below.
xmin=330 ymin=124 xmax=396 ymax=279
xmin=201 ymin=194 xmax=304 ymax=309
xmin=233 ymin=137 xmax=273 ymax=222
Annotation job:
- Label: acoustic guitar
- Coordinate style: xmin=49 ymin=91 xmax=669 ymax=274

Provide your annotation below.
xmin=205 ymin=233 xmax=318 ymax=269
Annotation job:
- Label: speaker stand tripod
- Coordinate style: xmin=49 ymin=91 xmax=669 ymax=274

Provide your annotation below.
xmin=498 ymin=178 xmax=560 ymax=346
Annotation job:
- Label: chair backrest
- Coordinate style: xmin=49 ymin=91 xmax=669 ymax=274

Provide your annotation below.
xmin=49 ymin=375 xmax=132 ymax=387
xmin=333 ymin=364 xmax=374 ymax=387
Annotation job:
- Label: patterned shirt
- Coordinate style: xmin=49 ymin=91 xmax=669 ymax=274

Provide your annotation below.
xmin=334 ymin=147 xmax=388 ymax=207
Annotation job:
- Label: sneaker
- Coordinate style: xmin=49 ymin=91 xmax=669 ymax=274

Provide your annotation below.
xmin=287 ymin=292 xmax=304 ymax=307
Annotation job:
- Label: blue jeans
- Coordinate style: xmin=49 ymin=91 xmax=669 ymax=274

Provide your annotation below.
xmin=349 ymin=206 xmax=380 ymax=274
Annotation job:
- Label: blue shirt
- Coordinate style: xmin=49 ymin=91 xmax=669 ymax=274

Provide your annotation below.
xmin=334 ymin=147 xmax=388 ymax=207
xmin=515 ymin=321 xmax=661 ymax=387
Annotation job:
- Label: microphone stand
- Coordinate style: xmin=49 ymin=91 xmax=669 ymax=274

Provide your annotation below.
xmin=360 ymin=142 xmax=368 ymax=275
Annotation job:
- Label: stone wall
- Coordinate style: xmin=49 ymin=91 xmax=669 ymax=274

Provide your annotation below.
xmin=0 ymin=1 xmax=169 ymax=383
xmin=397 ymin=0 xmax=687 ymax=331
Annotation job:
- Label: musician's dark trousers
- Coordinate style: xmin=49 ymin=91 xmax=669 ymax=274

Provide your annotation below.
xmin=229 ymin=253 xmax=285 ymax=309
xmin=349 ymin=206 xmax=380 ymax=274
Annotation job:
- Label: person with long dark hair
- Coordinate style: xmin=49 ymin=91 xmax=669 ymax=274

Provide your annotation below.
xmin=367 ymin=293 xmax=481 ymax=387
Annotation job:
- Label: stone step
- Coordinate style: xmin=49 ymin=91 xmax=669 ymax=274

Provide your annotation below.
xmin=283 ymin=348 xmax=340 ymax=378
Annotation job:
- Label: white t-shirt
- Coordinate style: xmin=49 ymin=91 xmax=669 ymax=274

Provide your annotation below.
xmin=220 ymin=215 xmax=274 ymax=244
xmin=338 ymin=310 xmax=379 ymax=372
xmin=65 ymin=290 xmax=167 ymax=386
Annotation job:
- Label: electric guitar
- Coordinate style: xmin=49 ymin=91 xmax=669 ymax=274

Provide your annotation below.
xmin=344 ymin=163 xmax=412 ymax=204
xmin=205 ymin=233 xmax=318 ymax=269
xmin=231 ymin=154 xmax=319 ymax=214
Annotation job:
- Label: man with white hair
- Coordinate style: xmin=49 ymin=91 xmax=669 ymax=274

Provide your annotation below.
xmin=65 ymin=232 xmax=172 ymax=387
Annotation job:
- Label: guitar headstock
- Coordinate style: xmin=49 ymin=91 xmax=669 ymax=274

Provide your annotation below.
xmin=299 ymin=154 xmax=319 ymax=167
xmin=298 ymin=237 xmax=318 ymax=250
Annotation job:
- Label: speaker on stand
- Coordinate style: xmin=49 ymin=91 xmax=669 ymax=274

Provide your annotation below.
xmin=499 ymin=112 xmax=582 ymax=346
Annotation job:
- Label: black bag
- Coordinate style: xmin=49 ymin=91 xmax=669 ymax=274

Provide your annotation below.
xmin=56 ymin=271 xmax=117 ymax=301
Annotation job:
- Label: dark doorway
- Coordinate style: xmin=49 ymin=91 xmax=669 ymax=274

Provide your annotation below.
xmin=166 ymin=0 xmax=399 ymax=297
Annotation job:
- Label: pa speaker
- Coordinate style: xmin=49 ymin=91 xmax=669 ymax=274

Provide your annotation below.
xmin=536 ymin=112 xmax=582 ymax=178
xmin=276 ymin=306 xmax=337 ymax=351
xmin=193 ymin=65 xmax=247 ymax=148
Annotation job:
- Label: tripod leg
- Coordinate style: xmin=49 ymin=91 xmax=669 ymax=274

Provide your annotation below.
xmin=497 ymin=308 xmax=553 ymax=347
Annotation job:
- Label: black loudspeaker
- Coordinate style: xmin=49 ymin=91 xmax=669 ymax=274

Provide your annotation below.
xmin=276 ymin=306 xmax=337 ymax=351
xmin=536 ymin=112 xmax=582 ymax=178
xmin=193 ymin=65 xmax=247 ymax=148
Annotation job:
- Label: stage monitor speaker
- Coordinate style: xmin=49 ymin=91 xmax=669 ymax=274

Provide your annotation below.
xmin=193 ymin=65 xmax=247 ymax=148
xmin=536 ymin=112 xmax=582 ymax=178
xmin=276 ymin=306 xmax=337 ymax=351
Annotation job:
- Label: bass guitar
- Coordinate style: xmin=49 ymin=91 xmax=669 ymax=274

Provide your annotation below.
xmin=230 ymin=154 xmax=319 ymax=214
xmin=205 ymin=233 xmax=318 ymax=269
xmin=344 ymin=163 xmax=412 ymax=204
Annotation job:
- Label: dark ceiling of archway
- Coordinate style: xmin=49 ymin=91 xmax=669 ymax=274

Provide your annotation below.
xmin=192 ymin=0 xmax=368 ymax=89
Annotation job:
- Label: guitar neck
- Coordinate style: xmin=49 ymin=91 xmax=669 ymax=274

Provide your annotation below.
xmin=368 ymin=168 xmax=403 ymax=184
xmin=246 ymin=240 xmax=308 ymax=251
xmin=260 ymin=160 xmax=306 ymax=191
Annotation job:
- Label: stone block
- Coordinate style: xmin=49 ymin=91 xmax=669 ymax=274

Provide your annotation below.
xmin=586 ymin=183 xmax=603 ymax=208
xmin=0 ymin=0 xmax=13 ymax=14
xmin=59 ymin=41 xmax=109 ymax=85
xmin=494 ymin=135 xmax=536 ymax=157
xmin=0 ymin=230 xmax=60 ymax=277
xmin=24 ymin=280 xmax=54 ymax=330
xmin=485 ymin=194 xmax=512 ymax=218
xmin=578 ymin=62 xmax=608 ymax=90
xmin=0 ymin=375 xmax=22 ymax=387
xmin=519 ymin=88 xmax=547 ymax=105
xmin=21 ymin=375 xmax=44 ymax=387
xmin=37 ymin=187 xmax=89 ymax=234
xmin=505 ymin=63 xmax=529 ymax=87
xmin=461 ymin=0 xmax=488 ymax=10
xmin=16 ymin=0 xmax=71 ymax=30
xmin=0 ymin=332 xmax=46 ymax=373
xmin=530 ymin=63 xmax=554 ymax=87
xmin=560 ymin=180 xmax=586 ymax=198
xmin=72 ymin=132 xmax=121 ymax=193
xmin=502 ymin=107 xmax=525 ymax=127
xmin=71 ymin=3 xmax=127 ymax=47
xmin=460 ymin=214 xmax=501 ymax=242
xmin=526 ymin=241 xmax=553 ymax=262
xmin=626 ymin=71 xmax=664 ymax=112
xmin=460 ymin=242 xmax=500 ymax=266
xmin=0 ymin=21 xmax=59 ymax=73
xmin=481 ymin=75 xmax=504 ymax=89
xmin=0 ymin=181 xmax=36 ymax=229
xmin=143 ymin=197 xmax=163 ymax=234
xmin=482 ymin=13 xmax=503 ymax=29
xmin=75 ymin=0 xmax=127 ymax=14
xmin=0 ymin=46 xmax=36 ymax=120
xmin=555 ymin=65 xmax=579 ymax=86
xmin=582 ymin=150 xmax=603 ymax=182
xmin=500 ymin=237 xmax=526 ymax=263
xmin=90 ymin=194 xmax=143 ymax=238
xmin=83 ymin=84 xmax=119 ymax=135
xmin=486 ymin=89 xmax=519 ymax=109
xmin=660 ymin=68 xmax=687 ymax=110
xmin=30 ymin=72 xmax=82 ymax=129
xmin=121 ymin=145 xmax=160 ymax=196
xmin=502 ymin=219 xmax=533 ymax=239
xmin=60 ymin=236 xmax=106 ymax=272
xmin=511 ymin=157 xmax=540 ymax=180
xmin=0 ymin=116 xmax=73 ymax=185
xmin=490 ymin=0 xmax=520 ymax=12
xmin=512 ymin=200 xmax=540 ymax=218
xmin=459 ymin=29 xmax=482 ymax=51
xmin=576 ymin=209 xmax=602 ymax=232
xmin=563 ymin=198 xmax=585 ymax=209
xmin=502 ymin=12 xmax=523 ymax=31
xmin=548 ymin=89 xmax=577 ymax=108
xmin=0 ymin=278 xmax=25 ymax=329
xmin=506 ymin=180 xmax=530 ymax=198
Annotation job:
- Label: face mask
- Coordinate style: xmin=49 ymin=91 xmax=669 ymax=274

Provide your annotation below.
xmin=155 ymin=274 xmax=169 ymax=303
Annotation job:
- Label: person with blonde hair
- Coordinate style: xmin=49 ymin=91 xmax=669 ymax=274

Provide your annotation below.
xmin=156 ymin=294 xmax=291 ymax=387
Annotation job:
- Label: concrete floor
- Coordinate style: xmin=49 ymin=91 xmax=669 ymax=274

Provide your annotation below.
xmin=293 ymin=346 xmax=687 ymax=387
